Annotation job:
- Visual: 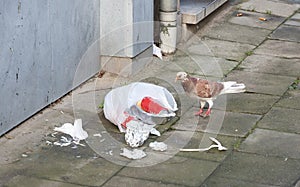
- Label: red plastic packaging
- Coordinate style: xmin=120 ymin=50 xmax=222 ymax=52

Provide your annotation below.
xmin=137 ymin=97 xmax=168 ymax=114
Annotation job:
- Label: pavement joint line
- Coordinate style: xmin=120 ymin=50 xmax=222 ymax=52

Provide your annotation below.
xmin=252 ymin=52 xmax=300 ymax=60
xmin=239 ymin=67 xmax=300 ymax=78
xmin=116 ymin=174 xmax=192 ymax=187
xmin=201 ymin=149 xmax=297 ymax=186
xmin=267 ymin=37 xmax=300 ymax=44
xmin=252 ymin=126 xmax=300 ymax=136
xmin=201 ymin=35 xmax=265 ymax=46
xmin=99 ymin=165 xmax=127 ymax=187
xmin=23 ymin=175 xmax=92 ymax=187
xmin=292 ymin=176 xmax=300 ymax=186
xmin=236 ymin=145 xmax=300 ymax=161
xmin=202 ymin=175 xmax=281 ymax=187
xmin=176 ymin=154 xmax=223 ymax=164
xmin=200 ymin=150 xmax=235 ymax=186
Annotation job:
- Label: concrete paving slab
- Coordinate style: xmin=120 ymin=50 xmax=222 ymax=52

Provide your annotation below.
xmin=271 ymin=25 xmax=300 ymax=42
xmin=199 ymin=111 xmax=261 ymax=137
xmin=276 ymin=90 xmax=300 ymax=110
xmin=239 ymin=0 xmax=300 ymax=17
xmin=0 ymin=108 xmax=74 ymax=165
xmin=4 ymin=175 xmax=84 ymax=187
xmin=164 ymin=55 xmax=237 ymax=78
xmin=239 ymin=128 xmax=300 ymax=159
xmin=254 ymin=39 xmax=300 ymax=58
xmin=187 ymin=38 xmax=256 ymax=62
xmin=240 ymin=54 xmax=300 ymax=77
xmin=212 ymin=152 xmax=300 ymax=186
xmin=204 ymin=22 xmax=271 ymax=45
xmin=103 ymin=175 xmax=182 ymax=187
xmin=203 ymin=176 xmax=275 ymax=187
xmin=223 ymin=93 xmax=280 ymax=115
xmin=225 ymin=70 xmax=294 ymax=96
xmin=291 ymin=12 xmax=300 ymax=20
xmin=167 ymin=131 xmax=242 ymax=162
xmin=229 ymin=10 xmax=286 ymax=30
xmin=22 ymin=146 xmax=123 ymax=186
xmin=175 ymin=93 xmax=197 ymax=115
xmin=118 ymin=156 xmax=219 ymax=187
xmin=284 ymin=19 xmax=300 ymax=27
xmin=257 ymin=107 xmax=300 ymax=134
xmin=53 ymin=74 xmax=117 ymax=112
xmin=173 ymin=108 xmax=261 ymax=137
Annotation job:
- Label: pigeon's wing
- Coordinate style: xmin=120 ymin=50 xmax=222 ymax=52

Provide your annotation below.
xmin=192 ymin=78 xmax=224 ymax=98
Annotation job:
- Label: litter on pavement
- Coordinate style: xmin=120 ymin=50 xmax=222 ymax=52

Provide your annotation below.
xmin=51 ymin=119 xmax=88 ymax=147
xmin=149 ymin=141 xmax=168 ymax=151
xmin=120 ymin=148 xmax=147 ymax=160
xmin=153 ymin=44 xmax=163 ymax=60
xmin=103 ymin=82 xmax=177 ymax=147
xmin=180 ymin=137 xmax=227 ymax=152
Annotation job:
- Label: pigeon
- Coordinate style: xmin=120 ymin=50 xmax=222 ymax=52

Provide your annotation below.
xmin=175 ymin=72 xmax=246 ymax=117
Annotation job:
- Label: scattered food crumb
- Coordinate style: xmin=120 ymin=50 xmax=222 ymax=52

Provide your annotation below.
xmin=236 ymin=13 xmax=243 ymax=17
xmin=93 ymin=133 xmax=102 ymax=137
xmin=46 ymin=140 xmax=53 ymax=145
xmin=51 ymin=132 xmax=58 ymax=137
xmin=21 ymin=154 xmax=28 ymax=158
xmin=100 ymin=139 xmax=105 ymax=143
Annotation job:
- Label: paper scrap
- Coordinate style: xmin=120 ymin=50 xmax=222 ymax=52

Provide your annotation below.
xmin=54 ymin=119 xmax=88 ymax=141
xmin=120 ymin=148 xmax=146 ymax=160
xmin=149 ymin=141 xmax=167 ymax=151
xmin=153 ymin=44 xmax=163 ymax=60
xmin=150 ymin=128 xmax=161 ymax=136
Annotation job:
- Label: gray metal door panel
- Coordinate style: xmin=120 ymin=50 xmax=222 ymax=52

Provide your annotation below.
xmin=0 ymin=0 xmax=100 ymax=135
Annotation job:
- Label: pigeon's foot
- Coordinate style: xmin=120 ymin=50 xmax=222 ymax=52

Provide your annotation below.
xmin=201 ymin=109 xmax=211 ymax=118
xmin=194 ymin=109 xmax=203 ymax=116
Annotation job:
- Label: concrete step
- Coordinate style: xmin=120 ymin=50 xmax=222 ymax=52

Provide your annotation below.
xmin=180 ymin=0 xmax=228 ymax=24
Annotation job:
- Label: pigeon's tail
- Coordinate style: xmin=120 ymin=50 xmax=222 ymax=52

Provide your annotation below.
xmin=221 ymin=81 xmax=246 ymax=94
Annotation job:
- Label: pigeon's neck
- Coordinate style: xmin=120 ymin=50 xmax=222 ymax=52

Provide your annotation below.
xmin=181 ymin=79 xmax=193 ymax=93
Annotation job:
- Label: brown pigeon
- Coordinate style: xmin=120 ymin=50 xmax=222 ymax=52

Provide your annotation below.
xmin=175 ymin=72 xmax=246 ymax=117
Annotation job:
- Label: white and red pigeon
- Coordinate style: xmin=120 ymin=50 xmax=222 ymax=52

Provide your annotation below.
xmin=175 ymin=72 xmax=246 ymax=117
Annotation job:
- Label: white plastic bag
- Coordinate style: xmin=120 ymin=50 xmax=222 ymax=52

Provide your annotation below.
xmin=103 ymin=82 xmax=178 ymax=132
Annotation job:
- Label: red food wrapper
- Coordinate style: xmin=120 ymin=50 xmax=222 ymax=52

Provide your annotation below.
xmin=137 ymin=97 xmax=168 ymax=114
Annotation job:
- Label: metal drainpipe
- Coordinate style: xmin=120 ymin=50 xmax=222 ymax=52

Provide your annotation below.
xmin=159 ymin=0 xmax=178 ymax=54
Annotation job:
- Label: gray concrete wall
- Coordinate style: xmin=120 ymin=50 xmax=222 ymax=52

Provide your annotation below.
xmin=0 ymin=0 xmax=100 ymax=135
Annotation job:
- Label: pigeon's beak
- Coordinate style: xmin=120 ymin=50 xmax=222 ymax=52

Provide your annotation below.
xmin=175 ymin=76 xmax=179 ymax=82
